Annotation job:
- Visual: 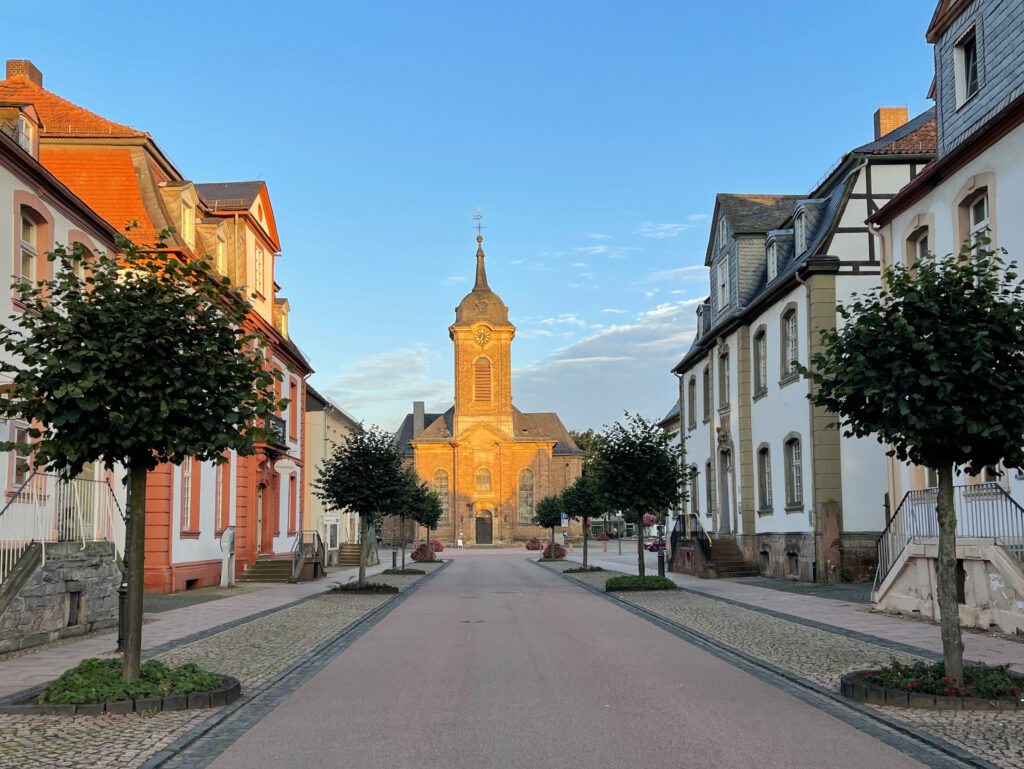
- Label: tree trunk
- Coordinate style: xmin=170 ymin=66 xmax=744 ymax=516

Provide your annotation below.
xmin=428 ymin=527 xmax=434 ymax=560
xmin=400 ymin=516 xmax=406 ymax=570
xmin=936 ymin=464 xmax=964 ymax=682
xmin=637 ymin=521 xmax=646 ymax=578
xmin=582 ymin=517 xmax=589 ymax=569
xmin=549 ymin=526 xmax=555 ymax=558
xmin=123 ymin=461 xmax=148 ymax=679
xmin=358 ymin=514 xmax=369 ymax=586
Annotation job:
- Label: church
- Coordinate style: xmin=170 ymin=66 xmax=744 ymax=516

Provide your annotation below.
xmin=393 ymin=234 xmax=584 ymax=546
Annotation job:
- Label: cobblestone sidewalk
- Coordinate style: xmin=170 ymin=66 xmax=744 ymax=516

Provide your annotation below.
xmin=0 ymin=565 xmax=441 ymax=769
xmin=546 ymin=562 xmax=1024 ymax=769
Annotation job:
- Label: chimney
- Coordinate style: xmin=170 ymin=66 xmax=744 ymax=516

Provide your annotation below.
xmin=874 ymin=107 xmax=908 ymax=140
xmin=413 ymin=401 xmax=425 ymax=437
xmin=6 ymin=60 xmax=42 ymax=87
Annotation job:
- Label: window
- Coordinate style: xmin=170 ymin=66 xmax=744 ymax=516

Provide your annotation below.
xmin=254 ymin=244 xmax=265 ymax=295
xmin=983 ymin=465 xmax=1000 ymax=483
xmin=754 ymin=331 xmax=767 ymax=394
xmin=718 ymin=216 xmax=727 ymax=248
xmin=926 ymin=467 xmax=938 ymax=488
xmin=433 ymin=469 xmax=450 ymax=524
xmin=687 ymin=377 xmax=696 ymax=428
xmin=518 ymin=469 xmax=534 ymax=523
xmin=181 ymin=459 xmax=200 ymax=533
xmin=19 ymin=213 xmax=36 ymax=286
xmin=782 ymin=310 xmax=798 ymax=378
xmin=288 ymin=378 xmax=298 ymax=440
xmin=757 ymin=447 xmax=772 ymax=512
xmin=915 ymin=231 xmax=929 ymax=264
xmin=182 ymin=203 xmax=195 ymax=248
xmin=476 ymin=468 xmax=491 ymax=493
xmin=12 ymin=424 xmax=31 ymax=487
xmin=718 ymin=353 xmax=730 ymax=407
xmin=766 ymin=241 xmax=777 ymax=282
xmin=968 ymin=192 xmax=989 ymax=256
xmin=718 ymin=259 xmax=729 ymax=310
xmin=689 ymin=467 xmax=699 ymax=514
xmin=795 ymin=212 xmax=806 ymax=254
xmin=784 ymin=437 xmax=803 ymax=508
xmin=474 ymin=357 xmax=491 ymax=401
xmin=702 ymin=365 xmax=711 ymax=421
xmin=216 ymin=238 xmax=227 ymax=274
xmin=16 ymin=116 xmax=32 ymax=153
xmin=288 ymin=474 xmax=297 ymax=534
xmin=955 ymin=27 xmax=980 ymax=107
xmin=215 ymin=456 xmax=231 ymax=533
xmin=704 ymin=460 xmax=713 ymax=517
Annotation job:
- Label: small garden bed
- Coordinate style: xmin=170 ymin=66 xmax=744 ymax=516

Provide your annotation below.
xmin=564 ymin=566 xmax=604 ymax=573
xmin=841 ymin=661 xmax=1024 ymax=710
xmin=329 ymin=581 xmax=399 ymax=593
xmin=538 ymin=557 xmax=566 ymax=562
xmin=605 ymin=575 xmax=676 ymax=591
xmin=381 ymin=567 xmax=425 ymax=575
xmin=542 ymin=543 xmax=565 ymax=559
xmin=0 ymin=658 xmax=240 ymax=716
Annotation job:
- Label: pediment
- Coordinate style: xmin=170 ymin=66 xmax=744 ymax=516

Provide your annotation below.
xmin=457 ymin=421 xmax=512 ymax=445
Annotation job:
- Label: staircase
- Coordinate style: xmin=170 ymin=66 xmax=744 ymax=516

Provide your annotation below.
xmin=710 ymin=538 xmax=760 ymax=578
xmin=237 ymin=557 xmax=294 ymax=583
xmin=336 ymin=543 xmax=362 ymax=567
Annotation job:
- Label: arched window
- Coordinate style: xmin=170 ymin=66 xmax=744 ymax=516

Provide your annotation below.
xmin=688 ymin=465 xmax=699 ymax=514
xmin=433 ymin=469 xmax=450 ymax=524
xmin=781 ymin=308 xmax=798 ymax=378
xmin=518 ymin=469 xmax=534 ymax=523
xmin=784 ymin=436 xmax=803 ymax=508
xmin=704 ymin=459 xmax=714 ymax=517
xmin=475 ymin=467 xmax=491 ymax=493
xmin=753 ymin=329 xmax=767 ymax=394
xmin=474 ymin=357 xmax=491 ymax=402
xmin=757 ymin=445 xmax=772 ymax=512
xmin=702 ymin=365 xmax=711 ymax=420
xmin=686 ymin=377 xmax=696 ymax=429
xmin=18 ymin=211 xmax=37 ymax=285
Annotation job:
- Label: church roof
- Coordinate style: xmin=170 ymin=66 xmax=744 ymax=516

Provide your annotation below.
xmin=453 ymin=235 xmax=510 ymax=326
xmin=392 ymin=406 xmax=582 ymax=457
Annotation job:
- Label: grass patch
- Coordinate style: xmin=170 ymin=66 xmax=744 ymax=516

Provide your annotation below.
xmin=563 ymin=566 xmax=605 ymax=573
xmin=328 ymin=581 xmax=399 ymax=594
xmin=604 ymin=575 xmax=676 ymax=592
xmin=538 ymin=557 xmax=566 ymax=562
xmin=864 ymin=659 xmax=1022 ymax=698
xmin=38 ymin=658 xmax=223 ymax=705
xmin=381 ymin=567 xmax=425 ymax=575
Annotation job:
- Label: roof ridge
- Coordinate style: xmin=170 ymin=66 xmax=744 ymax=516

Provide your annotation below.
xmin=0 ymin=76 xmax=146 ymax=137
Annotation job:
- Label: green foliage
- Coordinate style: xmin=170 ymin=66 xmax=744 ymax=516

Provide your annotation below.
xmin=569 ymin=428 xmax=606 ymax=472
xmin=563 ymin=566 xmax=604 ymax=573
xmin=38 ymin=658 xmax=224 ymax=704
xmin=863 ymin=659 xmax=1021 ymax=699
xmin=604 ymin=575 xmax=676 ymax=591
xmin=381 ymin=567 xmax=425 ymax=575
xmin=405 ymin=471 xmax=444 ymax=531
xmin=312 ymin=425 xmax=403 ymax=526
xmin=328 ymin=581 xmax=399 ymax=593
xmin=532 ymin=495 xmax=563 ymax=529
xmin=799 ymin=242 xmax=1024 ymax=474
xmin=593 ymin=412 xmax=685 ymax=525
xmin=0 ymin=231 xmax=282 ymax=475
xmin=561 ymin=473 xmax=602 ymax=523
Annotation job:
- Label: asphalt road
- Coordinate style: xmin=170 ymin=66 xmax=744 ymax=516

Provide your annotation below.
xmin=207 ymin=551 xmax=928 ymax=769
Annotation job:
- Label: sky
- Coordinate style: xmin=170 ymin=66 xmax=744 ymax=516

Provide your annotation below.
xmin=10 ymin=1 xmax=936 ymax=433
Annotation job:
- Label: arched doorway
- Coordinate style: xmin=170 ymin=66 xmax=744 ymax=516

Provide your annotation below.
xmin=475 ymin=511 xmax=493 ymax=545
xmin=718 ymin=449 xmax=732 ymax=535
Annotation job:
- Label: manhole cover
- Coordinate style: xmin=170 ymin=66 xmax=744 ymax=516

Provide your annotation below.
xmin=461 ymin=620 xmax=485 ymax=624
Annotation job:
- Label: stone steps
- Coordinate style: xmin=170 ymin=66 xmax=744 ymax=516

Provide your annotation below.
xmin=710 ymin=540 xmax=761 ymax=578
xmin=237 ymin=558 xmax=294 ymax=583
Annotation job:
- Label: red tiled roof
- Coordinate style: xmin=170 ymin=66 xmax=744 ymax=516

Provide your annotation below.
xmin=0 ymin=75 xmax=147 ymax=138
xmin=872 ymin=120 xmax=937 ymax=156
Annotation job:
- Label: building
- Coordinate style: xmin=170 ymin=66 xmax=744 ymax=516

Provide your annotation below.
xmin=670 ymin=108 xmax=936 ymax=582
xmin=866 ymin=0 xmax=1024 ymax=633
xmin=393 ymin=235 xmax=583 ymax=546
xmin=304 ymin=385 xmax=361 ymax=557
xmin=0 ymin=60 xmax=313 ymax=592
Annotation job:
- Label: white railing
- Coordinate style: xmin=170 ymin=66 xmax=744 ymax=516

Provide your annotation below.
xmin=0 ymin=472 xmax=125 ymax=584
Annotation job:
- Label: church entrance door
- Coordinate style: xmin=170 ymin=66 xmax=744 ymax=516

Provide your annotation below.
xmin=475 ymin=513 xmax=493 ymax=545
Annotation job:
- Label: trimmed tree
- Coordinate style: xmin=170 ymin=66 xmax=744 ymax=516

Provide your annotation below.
xmin=561 ymin=473 xmax=602 ymax=569
xmin=312 ymin=425 xmax=405 ymax=586
xmin=799 ymin=242 xmax=1024 ymax=683
xmin=0 ymin=232 xmax=282 ymax=679
xmin=408 ymin=478 xmax=443 ymax=561
xmin=533 ymin=495 xmax=563 ymax=558
xmin=594 ymin=412 xmax=685 ymax=577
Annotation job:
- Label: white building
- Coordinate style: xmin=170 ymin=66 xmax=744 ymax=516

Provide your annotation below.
xmin=671 ymin=108 xmax=936 ymax=582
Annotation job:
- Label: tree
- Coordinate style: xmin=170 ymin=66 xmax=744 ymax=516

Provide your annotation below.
xmin=533 ymin=495 xmax=563 ymax=558
xmin=387 ymin=468 xmax=421 ymax=569
xmin=407 ymin=478 xmax=443 ymax=561
xmin=594 ymin=412 xmax=685 ymax=577
xmin=561 ymin=473 xmax=602 ymax=569
xmin=799 ymin=242 xmax=1024 ymax=682
xmin=570 ymin=428 xmax=610 ymax=535
xmin=313 ymin=425 xmax=405 ymax=585
xmin=0 ymin=232 xmax=281 ymax=679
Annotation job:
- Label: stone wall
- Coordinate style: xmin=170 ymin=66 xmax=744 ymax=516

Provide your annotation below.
xmin=0 ymin=541 xmax=120 ymax=653
xmin=668 ymin=538 xmax=712 ymax=577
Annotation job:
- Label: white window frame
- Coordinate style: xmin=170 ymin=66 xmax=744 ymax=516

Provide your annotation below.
xmin=12 ymin=423 xmax=31 ymax=487
xmin=718 ymin=353 xmax=730 ymax=407
xmin=954 ymin=27 xmax=980 ymax=107
xmin=758 ymin=448 xmax=772 ymax=511
xmin=718 ymin=216 xmax=727 ymax=249
xmin=689 ymin=467 xmax=699 ymax=514
xmin=16 ymin=116 xmax=32 ymax=153
xmin=783 ymin=311 xmax=798 ymax=376
xmin=687 ymin=378 xmax=696 ymax=428
xmin=19 ymin=214 xmax=36 ymax=285
xmin=785 ymin=438 xmax=803 ymax=508
xmin=766 ymin=241 xmax=777 ymax=282
xmin=182 ymin=461 xmax=193 ymax=531
xmin=914 ymin=230 xmax=929 ymax=265
xmin=968 ymin=192 xmax=989 ymax=255
xmin=794 ymin=212 xmax=806 ymax=254
xmin=717 ymin=258 xmax=729 ymax=311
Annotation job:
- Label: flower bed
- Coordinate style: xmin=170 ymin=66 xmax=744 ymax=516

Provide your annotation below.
xmin=604 ymin=575 xmax=676 ymax=591
xmin=564 ymin=566 xmax=604 ymax=573
xmin=542 ymin=542 xmax=566 ymax=559
xmin=410 ymin=543 xmax=442 ymax=561
xmin=840 ymin=661 xmax=1024 ymax=709
xmin=525 ymin=538 xmax=543 ymax=551
xmin=429 ymin=539 xmax=445 ymax=552
xmin=381 ymin=567 xmax=425 ymax=575
xmin=329 ymin=581 xmax=399 ymax=593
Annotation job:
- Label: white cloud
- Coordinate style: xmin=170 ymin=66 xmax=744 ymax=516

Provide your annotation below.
xmin=687 ymin=213 xmax=709 ymax=222
xmin=509 ymin=259 xmax=524 ymax=265
xmin=517 ymin=328 xmax=554 ymax=339
xmin=574 ymin=245 xmax=608 ymax=255
xmin=638 ymin=265 xmax=707 ymax=283
xmin=635 ymin=221 xmax=694 ymax=239
xmin=588 ymin=233 xmax=612 ymax=239
xmin=572 ymin=262 xmax=588 ymax=267
xmin=440 ymin=275 xmax=466 ymax=285
xmin=601 ymin=308 xmax=627 ymax=314
xmin=540 ymin=313 xmax=586 ymax=328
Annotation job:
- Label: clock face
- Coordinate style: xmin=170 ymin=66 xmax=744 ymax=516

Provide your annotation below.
xmin=474 ymin=328 xmax=491 ymax=345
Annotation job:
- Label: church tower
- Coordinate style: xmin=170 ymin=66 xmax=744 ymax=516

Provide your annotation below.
xmin=449 ymin=234 xmax=516 ymax=438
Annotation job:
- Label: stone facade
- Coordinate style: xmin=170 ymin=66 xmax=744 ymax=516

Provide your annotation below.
xmin=0 ymin=542 xmax=120 ymax=653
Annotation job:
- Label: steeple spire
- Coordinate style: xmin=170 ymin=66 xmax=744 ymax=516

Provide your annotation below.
xmin=474 ymin=234 xmax=489 ymax=290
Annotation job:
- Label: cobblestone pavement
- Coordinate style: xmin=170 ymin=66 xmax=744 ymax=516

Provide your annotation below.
xmin=549 ymin=563 xmax=1024 ymax=769
xmin=0 ymin=566 xmax=440 ymax=769
xmin=738 ymin=576 xmax=874 ymax=604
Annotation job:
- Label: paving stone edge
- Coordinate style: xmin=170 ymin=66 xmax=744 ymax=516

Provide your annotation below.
xmin=138 ymin=560 xmax=451 ymax=769
xmin=536 ymin=560 xmax=1002 ymax=769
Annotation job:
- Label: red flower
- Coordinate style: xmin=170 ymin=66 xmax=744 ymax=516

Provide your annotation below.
xmin=941 ymin=676 xmax=948 ymax=681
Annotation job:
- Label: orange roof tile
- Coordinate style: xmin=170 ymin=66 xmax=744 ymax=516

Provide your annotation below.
xmin=0 ymin=75 xmax=146 ymax=138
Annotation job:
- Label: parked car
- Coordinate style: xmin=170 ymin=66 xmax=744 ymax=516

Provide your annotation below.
xmin=644 ymin=537 xmax=666 ymax=552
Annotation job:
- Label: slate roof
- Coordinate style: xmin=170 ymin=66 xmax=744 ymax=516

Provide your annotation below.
xmin=658 ymin=400 xmax=680 ymax=428
xmin=0 ymin=75 xmax=147 ymax=138
xmin=717 ymin=194 xmax=803 ymax=234
xmin=393 ymin=406 xmax=583 ymax=457
xmin=195 ymin=182 xmax=264 ymax=210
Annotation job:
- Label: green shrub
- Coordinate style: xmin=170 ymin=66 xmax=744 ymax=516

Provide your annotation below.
xmin=329 ymin=581 xmax=399 ymax=593
xmin=381 ymin=567 xmax=425 ymax=575
xmin=864 ymin=659 xmax=1021 ymax=698
xmin=38 ymin=658 xmax=224 ymax=704
xmin=564 ymin=566 xmax=604 ymax=573
xmin=604 ymin=575 xmax=676 ymax=591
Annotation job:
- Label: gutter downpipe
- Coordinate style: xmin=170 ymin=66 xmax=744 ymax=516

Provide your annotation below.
xmin=793 ymin=266 xmax=818 ymax=583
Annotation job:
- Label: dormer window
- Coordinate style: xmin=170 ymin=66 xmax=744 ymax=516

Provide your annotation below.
xmin=794 ymin=212 xmax=806 ymax=255
xmin=766 ymin=241 xmax=777 ymax=282
xmin=16 ymin=115 xmax=32 ymax=153
xmin=954 ymin=27 xmax=980 ymax=107
xmin=254 ymin=244 xmax=265 ymax=295
xmin=181 ymin=202 xmax=195 ymax=248
xmin=215 ymin=238 xmax=227 ymax=274
xmin=717 ymin=258 xmax=729 ymax=312
xmin=718 ymin=217 xmax=727 ymax=249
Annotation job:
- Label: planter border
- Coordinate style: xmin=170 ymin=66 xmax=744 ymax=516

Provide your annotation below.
xmin=840 ymin=670 xmax=1024 ymax=710
xmin=0 ymin=676 xmax=241 ymax=716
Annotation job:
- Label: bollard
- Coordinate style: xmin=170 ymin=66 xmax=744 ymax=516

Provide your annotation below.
xmin=392 ymin=548 xmax=397 ymax=568
xmin=657 ymin=548 xmax=665 ymax=577
xmin=116 ymin=581 xmax=127 ymax=652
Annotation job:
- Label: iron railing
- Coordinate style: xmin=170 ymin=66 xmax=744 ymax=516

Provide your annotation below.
xmin=291 ymin=529 xmax=326 ymax=580
xmin=671 ymin=513 xmax=713 ymax=565
xmin=875 ymin=482 xmax=1024 ymax=590
xmin=0 ymin=472 xmax=125 ymax=584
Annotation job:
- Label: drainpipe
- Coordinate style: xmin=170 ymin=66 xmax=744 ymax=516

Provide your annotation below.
xmin=793 ymin=266 xmax=818 ymax=582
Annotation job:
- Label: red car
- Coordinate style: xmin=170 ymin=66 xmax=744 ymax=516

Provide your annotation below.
xmin=644 ymin=537 xmax=666 ymax=552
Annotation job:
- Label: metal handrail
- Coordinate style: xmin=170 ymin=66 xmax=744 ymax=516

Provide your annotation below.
xmin=671 ymin=513 xmax=713 ymax=565
xmin=875 ymin=482 xmax=1024 ymax=590
xmin=291 ymin=529 xmax=326 ymax=580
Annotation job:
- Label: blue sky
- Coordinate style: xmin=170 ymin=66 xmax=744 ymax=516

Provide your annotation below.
xmin=12 ymin=1 xmax=936 ymax=432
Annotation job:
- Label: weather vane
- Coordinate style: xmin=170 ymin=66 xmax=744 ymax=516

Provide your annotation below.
xmin=472 ymin=207 xmax=486 ymax=237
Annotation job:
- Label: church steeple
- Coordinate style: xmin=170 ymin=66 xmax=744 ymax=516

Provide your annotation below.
xmin=474 ymin=235 xmax=489 ymax=290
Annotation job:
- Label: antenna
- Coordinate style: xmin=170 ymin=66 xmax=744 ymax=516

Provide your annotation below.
xmin=472 ymin=207 xmax=486 ymax=237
